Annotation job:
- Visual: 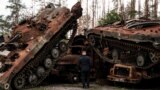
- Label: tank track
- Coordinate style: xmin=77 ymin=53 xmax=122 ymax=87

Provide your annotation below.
xmin=88 ymin=34 xmax=160 ymax=69
xmin=11 ymin=18 xmax=78 ymax=90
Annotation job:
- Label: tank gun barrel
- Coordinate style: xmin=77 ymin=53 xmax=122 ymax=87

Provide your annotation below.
xmin=8 ymin=33 xmax=22 ymax=43
xmin=0 ymin=33 xmax=22 ymax=51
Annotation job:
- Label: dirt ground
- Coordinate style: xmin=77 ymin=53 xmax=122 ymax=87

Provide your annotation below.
xmin=25 ymin=76 xmax=160 ymax=90
xmin=26 ymin=83 xmax=127 ymax=90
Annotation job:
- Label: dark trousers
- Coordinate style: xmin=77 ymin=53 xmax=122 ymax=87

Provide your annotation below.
xmin=81 ymin=71 xmax=90 ymax=88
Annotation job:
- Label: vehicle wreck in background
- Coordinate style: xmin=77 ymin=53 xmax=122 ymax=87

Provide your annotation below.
xmin=0 ymin=2 xmax=82 ymax=90
xmin=86 ymin=19 xmax=160 ymax=83
xmin=52 ymin=35 xmax=96 ymax=83
xmin=107 ymin=64 xmax=142 ymax=83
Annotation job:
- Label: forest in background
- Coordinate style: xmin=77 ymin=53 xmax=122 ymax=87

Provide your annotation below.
xmin=0 ymin=0 xmax=159 ymax=35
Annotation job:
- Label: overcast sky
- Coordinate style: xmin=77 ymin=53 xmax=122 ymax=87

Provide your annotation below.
xmin=1 ymin=0 xmax=159 ymax=16
xmin=0 ymin=0 xmax=79 ymax=16
xmin=0 ymin=0 xmax=147 ymax=16
xmin=0 ymin=0 xmax=145 ymax=27
xmin=0 ymin=0 xmax=160 ymax=27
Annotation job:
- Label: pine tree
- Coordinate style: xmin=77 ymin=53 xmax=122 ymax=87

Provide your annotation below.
xmin=6 ymin=0 xmax=25 ymax=25
xmin=0 ymin=15 xmax=11 ymax=34
xmin=0 ymin=15 xmax=5 ymax=30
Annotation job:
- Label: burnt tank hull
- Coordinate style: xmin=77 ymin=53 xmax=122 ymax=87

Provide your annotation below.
xmin=86 ymin=20 xmax=160 ymax=82
xmin=0 ymin=2 xmax=82 ymax=90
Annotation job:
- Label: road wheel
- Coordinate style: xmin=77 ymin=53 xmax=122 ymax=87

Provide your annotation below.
xmin=37 ymin=66 xmax=45 ymax=77
xmin=51 ymin=48 xmax=60 ymax=59
xmin=44 ymin=58 xmax=53 ymax=69
xmin=136 ymin=54 xmax=145 ymax=67
xmin=111 ymin=49 xmax=119 ymax=63
xmin=58 ymin=42 xmax=67 ymax=52
xmin=28 ymin=74 xmax=38 ymax=85
xmin=149 ymin=52 xmax=159 ymax=63
xmin=13 ymin=74 xmax=26 ymax=90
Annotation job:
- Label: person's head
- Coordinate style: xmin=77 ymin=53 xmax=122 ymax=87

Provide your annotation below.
xmin=81 ymin=50 xmax=87 ymax=55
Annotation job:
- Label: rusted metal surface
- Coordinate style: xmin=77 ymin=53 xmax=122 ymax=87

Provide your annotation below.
xmin=57 ymin=55 xmax=80 ymax=65
xmin=107 ymin=64 xmax=142 ymax=83
xmin=0 ymin=2 xmax=82 ymax=90
xmin=89 ymin=20 xmax=160 ymax=43
xmin=86 ymin=19 xmax=160 ymax=84
xmin=51 ymin=35 xmax=95 ymax=83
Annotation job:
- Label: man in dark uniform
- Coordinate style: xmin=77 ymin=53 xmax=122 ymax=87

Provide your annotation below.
xmin=79 ymin=50 xmax=92 ymax=88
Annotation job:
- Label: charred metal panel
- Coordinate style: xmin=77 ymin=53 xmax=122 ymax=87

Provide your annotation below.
xmin=0 ymin=2 xmax=82 ymax=90
xmin=107 ymin=64 xmax=142 ymax=83
xmin=86 ymin=19 xmax=160 ymax=84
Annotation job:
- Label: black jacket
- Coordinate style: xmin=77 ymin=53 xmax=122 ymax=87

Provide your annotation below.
xmin=79 ymin=55 xmax=92 ymax=72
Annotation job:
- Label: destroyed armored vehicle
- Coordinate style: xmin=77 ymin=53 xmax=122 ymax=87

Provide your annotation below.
xmin=107 ymin=64 xmax=142 ymax=83
xmin=86 ymin=19 xmax=160 ymax=82
xmin=52 ymin=35 xmax=96 ymax=83
xmin=87 ymin=19 xmax=160 ymax=67
xmin=0 ymin=2 xmax=82 ymax=90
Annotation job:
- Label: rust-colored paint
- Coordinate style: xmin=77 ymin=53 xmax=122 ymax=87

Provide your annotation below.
xmin=0 ymin=2 xmax=82 ymax=89
xmin=57 ymin=55 xmax=80 ymax=65
xmin=107 ymin=64 xmax=142 ymax=83
xmin=89 ymin=22 xmax=160 ymax=43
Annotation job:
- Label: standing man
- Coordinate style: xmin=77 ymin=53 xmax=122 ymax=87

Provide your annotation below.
xmin=79 ymin=50 xmax=92 ymax=88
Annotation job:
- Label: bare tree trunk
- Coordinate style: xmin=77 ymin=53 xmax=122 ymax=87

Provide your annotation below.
xmin=113 ymin=0 xmax=118 ymax=13
xmin=119 ymin=0 xmax=125 ymax=20
xmin=144 ymin=0 xmax=149 ymax=18
xmin=102 ymin=0 xmax=106 ymax=17
xmin=15 ymin=0 xmax=19 ymax=24
xmin=92 ymin=0 xmax=95 ymax=27
xmin=154 ymin=0 xmax=158 ymax=19
xmin=119 ymin=0 xmax=122 ymax=13
xmin=138 ymin=0 xmax=141 ymax=18
xmin=130 ymin=0 xmax=136 ymax=19
xmin=86 ymin=0 xmax=89 ymax=27
xmin=108 ymin=0 xmax=110 ymax=13
xmin=59 ymin=0 xmax=61 ymax=6
xmin=32 ymin=0 xmax=35 ymax=16
xmin=95 ymin=0 xmax=98 ymax=25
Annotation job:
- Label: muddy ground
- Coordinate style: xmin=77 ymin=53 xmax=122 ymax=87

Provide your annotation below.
xmin=27 ymin=83 xmax=127 ymax=90
xmin=26 ymin=76 xmax=160 ymax=90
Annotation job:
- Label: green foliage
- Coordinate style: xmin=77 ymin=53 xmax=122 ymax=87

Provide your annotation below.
xmin=0 ymin=15 xmax=12 ymax=35
xmin=0 ymin=16 xmax=11 ymax=29
xmin=98 ymin=10 xmax=121 ymax=26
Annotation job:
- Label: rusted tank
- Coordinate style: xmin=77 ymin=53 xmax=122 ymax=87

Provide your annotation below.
xmin=0 ymin=2 xmax=82 ymax=90
xmin=87 ymin=19 xmax=160 ymax=67
xmin=86 ymin=19 xmax=160 ymax=82
xmin=52 ymin=35 xmax=96 ymax=83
